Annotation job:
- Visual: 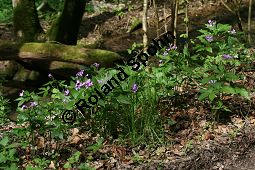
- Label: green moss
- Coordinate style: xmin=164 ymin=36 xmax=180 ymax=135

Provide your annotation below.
xmin=28 ymin=71 xmax=39 ymax=80
xmin=127 ymin=17 xmax=142 ymax=33
xmin=20 ymin=42 xmax=122 ymax=66
xmin=13 ymin=0 xmax=42 ymax=42
xmin=13 ymin=67 xmax=30 ymax=81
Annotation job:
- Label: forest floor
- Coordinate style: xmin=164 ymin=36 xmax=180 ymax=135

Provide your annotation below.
xmin=1 ymin=0 xmax=255 ymax=169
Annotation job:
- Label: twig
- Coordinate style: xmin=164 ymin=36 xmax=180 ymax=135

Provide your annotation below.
xmin=142 ymin=0 xmax=149 ymax=48
xmin=164 ymin=3 xmax=168 ymax=32
xmin=220 ymin=0 xmax=235 ymax=14
xmin=174 ymin=0 xmax=179 ymax=46
xmin=248 ymin=0 xmax=252 ymax=44
xmin=153 ymin=0 xmax=160 ymax=37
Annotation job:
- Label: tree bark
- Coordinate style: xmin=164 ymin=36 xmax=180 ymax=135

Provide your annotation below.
xmin=13 ymin=0 xmax=43 ymax=42
xmin=248 ymin=0 xmax=252 ymax=44
xmin=173 ymin=0 xmax=179 ymax=46
xmin=49 ymin=0 xmax=87 ymax=45
xmin=142 ymin=0 xmax=148 ymax=48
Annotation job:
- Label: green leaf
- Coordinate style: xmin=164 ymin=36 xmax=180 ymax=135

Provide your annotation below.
xmin=221 ymin=86 xmax=236 ymax=94
xmin=86 ymin=138 xmax=103 ymax=153
xmin=205 ymin=47 xmax=212 ymax=53
xmin=117 ymin=95 xmax=131 ymax=104
xmin=63 ymin=162 xmax=72 ymax=169
xmin=236 ymin=88 xmax=250 ymax=99
xmin=6 ymin=163 xmax=18 ymax=170
xmin=97 ymin=99 xmax=105 ymax=107
xmin=52 ymin=88 xmax=60 ymax=94
xmin=198 ymin=92 xmax=209 ymax=101
xmin=0 ymin=137 xmax=9 ymax=146
xmin=66 ymin=101 xmax=75 ymax=110
xmin=78 ymin=163 xmax=96 ymax=170
xmin=68 ymin=151 xmax=81 ymax=164
xmin=209 ymin=92 xmax=216 ymax=101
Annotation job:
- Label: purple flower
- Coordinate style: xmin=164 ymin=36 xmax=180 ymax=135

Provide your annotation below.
xmin=30 ymin=101 xmax=38 ymax=107
xmin=19 ymin=90 xmax=24 ymax=97
xmin=222 ymin=54 xmax=233 ymax=59
xmin=134 ymin=64 xmax=139 ymax=68
xmin=76 ymin=70 xmax=84 ymax=77
xmin=205 ymin=35 xmax=213 ymax=42
xmin=84 ymin=79 xmax=93 ymax=88
xmin=228 ymin=29 xmax=236 ymax=34
xmin=64 ymin=89 xmax=70 ymax=96
xmin=48 ymin=73 xmax=53 ymax=78
xmin=21 ymin=105 xmax=27 ymax=110
xmin=75 ymin=80 xmax=85 ymax=90
xmin=97 ymin=80 xmax=103 ymax=84
xmin=132 ymin=83 xmax=138 ymax=93
xmin=166 ymin=43 xmax=177 ymax=51
xmin=208 ymin=80 xmax=217 ymax=84
xmin=208 ymin=20 xmax=216 ymax=26
xmin=93 ymin=63 xmax=100 ymax=68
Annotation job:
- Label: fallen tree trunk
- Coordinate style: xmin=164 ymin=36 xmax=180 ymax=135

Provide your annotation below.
xmin=0 ymin=42 xmax=122 ymax=66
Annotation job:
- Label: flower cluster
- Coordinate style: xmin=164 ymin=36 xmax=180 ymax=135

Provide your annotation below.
xmin=205 ymin=35 xmax=213 ymax=42
xmin=208 ymin=20 xmax=216 ymax=27
xmin=76 ymin=70 xmax=84 ymax=77
xmin=84 ymin=79 xmax=93 ymax=88
xmin=21 ymin=101 xmax=38 ymax=111
xmin=19 ymin=90 xmax=24 ymax=97
xmin=48 ymin=73 xmax=53 ymax=79
xmin=64 ymin=89 xmax=70 ymax=96
xmin=93 ymin=63 xmax=100 ymax=69
xmin=222 ymin=54 xmax=233 ymax=59
xmin=228 ymin=29 xmax=236 ymax=34
xmin=132 ymin=83 xmax=138 ymax=93
xmin=163 ymin=43 xmax=177 ymax=56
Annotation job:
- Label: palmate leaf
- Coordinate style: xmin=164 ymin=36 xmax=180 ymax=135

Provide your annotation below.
xmin=198 ymin=91 xmax=209 ymax=101
xmin=221 ymin=86 xmax=236 ymax=94
xmin=0 ymin=137 xmax=9 ymax=146
xmin=86 ymin=138 xmax=103 ymax=153
xmin=216 ymin=23 xmax=232 ymax=33
xmin=205 ymin=47 xmax=213 ymax=53
xmin=209 ymin=92 xmax=216 ymax=101
xmin=236 ymin=88 xmax=250 ymax=100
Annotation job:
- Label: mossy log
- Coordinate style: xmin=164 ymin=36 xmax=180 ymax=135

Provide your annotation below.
xmin=0 ymin=42 xmax=122 ymax=66
xmin=0 ymin=42 xmax=122 ymax=77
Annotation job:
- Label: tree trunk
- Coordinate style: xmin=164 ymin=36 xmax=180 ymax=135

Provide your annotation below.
xmin=13 ymin=0 xmax=43 ymax=42
xmin=49 ymin=0 xmax=86 ymax=45
xmin=142 ymin=0 xmax=148 ymax=48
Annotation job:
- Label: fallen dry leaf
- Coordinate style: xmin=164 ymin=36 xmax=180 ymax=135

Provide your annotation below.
xmin=70 ymin=135 xmax=81 ymax=144
xmin=49 ymin=161 xmax=55 ymax=169
xmin=111 ymin=146 xmax=126 ymax=162
xmin=156 ymin=147 xmax=166 ymax=156
xmin=37 ymin=137 xmax=45 ymax=149
xmin=71 ymin=128 xmax=79 ymax=136
xmin=204 ymin=132 xmax=215 ymax=140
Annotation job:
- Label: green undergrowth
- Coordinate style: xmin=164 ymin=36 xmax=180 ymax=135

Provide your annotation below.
xmin=0 ymin=21 xmax=254 ymax=169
